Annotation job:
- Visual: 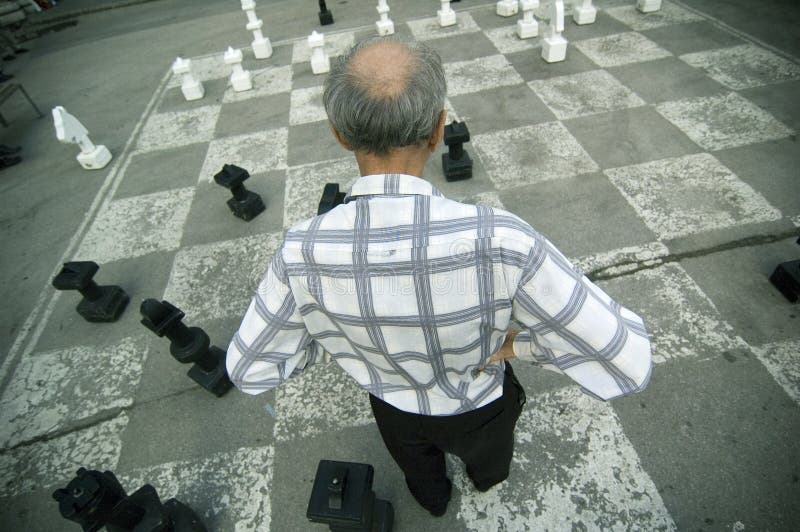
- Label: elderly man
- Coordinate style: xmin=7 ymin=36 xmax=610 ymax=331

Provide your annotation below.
xmin=227 ymin=37 xmax=653 ymax=517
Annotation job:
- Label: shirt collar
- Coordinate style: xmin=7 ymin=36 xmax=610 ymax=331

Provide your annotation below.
xmin=346 ymin=174 xmax=445 ymax=201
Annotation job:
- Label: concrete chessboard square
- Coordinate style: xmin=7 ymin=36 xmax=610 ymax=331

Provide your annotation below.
xmin=288 ymin=120 xmax=346 ymax=166
xmin=483 ymin=24 xmax=536 ymax=55
xmin=158 ymin=78 xmax=228 ymax=115
xmin=575 ymin=31 xmax=672 ymax=68
xmin=114 ymin=143 xmax=209 ymax=200
xmin=291 ymin=31 xmax=355 ymax=63
xmin=505 ymin=46 xmax=599 ymax=82
xmin=0 ymin=338 xmax=145 ymax=450
xmin=528 ymin=69 xmax=646 ymax=120
xmin=752 ymin=340 xmax=800 ymax=405
xmin=680 ymin=44 xmax=800 ymax=91
xmin=607 ymin=56 xmax=727 ymax=104
xmin=0 ymin=414 xmax=128 ymax=498
xmin=162 ymin=231 xmax=283 ymax=322
xmin=76 ymin=187 xmax=194 ymax=264
xmin=449 ymin=83 xmax=556 ymax=135
xmin=605 ymin=153 xmax=781 ymax=240
xmin=284 ymin=157 xmax=359 ymax=228
xmin=222 ymin=64 xmax=293 ymax=103
xmin=406 ymin=12 xmax=481 ymax=41
xmin=455 ymin=386 xmax=675 ymax=531
xmin=655 ymin=92 xmax=794 ymax=151
xmin=444 ymin=54 xmax=525 ymax=97
xmin=136 ymin=105 xmax=221 ymax=153
xmin=199 ymin=128 xmax=289 ymax=183
xmin=430 ymin=31 xmax=500 ymax=63
xmin=166 ymin=53 xmax=230 ymax=89
xmin=563 ymin=11 xmax=633 ymax=43
xmin=215 ymin=93 xmax=290 ymax=138
xmin=641 ymin=20 xmax=744 ymax=56
xmin=605 ymin=1 xmax=703 ymax=31
xmin=741 ymin=80 xmax=800 ymax=133
xmin=289 ymin=85 xmax=326 ymax=126
xmin=472 ymin=122 xmax=599 ymax=190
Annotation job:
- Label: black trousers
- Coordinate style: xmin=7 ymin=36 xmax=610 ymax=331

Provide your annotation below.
xmin=369 ymin=362 xmax=526 ymax=511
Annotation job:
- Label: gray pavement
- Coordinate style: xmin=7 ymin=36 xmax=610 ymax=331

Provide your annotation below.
xmin=0 ymin=0 xmax=799 ymax=531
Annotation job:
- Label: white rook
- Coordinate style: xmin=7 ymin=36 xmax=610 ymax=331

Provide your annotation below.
xmin=224 ymin=46 xmax=253 ymax=92
xmin=637 ymin=0 xmax=662 ymax=13
xmin=496 ymin=0 xmax=519 ymax=17
xmin=240 ymin=0 xmax=273 ymax=59
xmin=438 ymin=0 xmax=456 ymax=27
xmin=309 ymin=31 xmax=330 ymax=75
xmin=517 ymin=0 xmax=539 ymax=39
xmin=573 ymin=0 xmax=597 ymax=25
xmin=52 ymin=106 xmax=112 ymax=170
xmin=171 ymin=57 xmax=204 ymax=101
xmin=376 ymin=0 xmax=395 ymax=36
xmin=541 ymin=0 xmax=568 ymax=63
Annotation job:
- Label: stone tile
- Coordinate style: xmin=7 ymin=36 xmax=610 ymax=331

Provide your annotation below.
xmin=0 ymin=414 xmax=128 ymax=498
xmin=656 ymin=92 xmax=794 ymax=151
xmin=741 ymin=80 xmax=800 ymax=133
xmin=76 ymin=187 xmax=194 ymax=264
xmin=641 ymin=20 xmax=744 ymax=56
xmin=563 ymin=106 xmax=700 ymax=169
xmin=605 ymin=153 xmax=781 ymax=240
xmin=290 ymin=60 xmax=326 ymax=90
xmin=444 ymin=54 xmax=525 ymax=96
xmin=166 ymin=53 xmax=230 ymax=89
xmin=751 ymin=340 xmax=800 ymax=404
xmin=136 ymin=105 xmax=221 ymax=153
xmin=529 ymin=69 xmax=645 ymax=119
xmin=114 ymin=143 xmax=208 ymax=200
xmin=575 ymin=31 xmax=672 ymax=67
xmin=681 ymin=44 xmax=800 ymax=91
xmin=157 ymin=77 xmax=227 ymax=114
xmin=428 ymin=30 xmax=499 ymax=62
xmin=198 ymin=128 xmax=288 ymax=183
xmin=289 ymin=85 xmax=326 ymax=126
xmin=288 ymin=120 xmax=345 ymax=166
xmin=469 ymin=3 xmax=519 ymax=30
xmin=605 ymin=1 xmax=703 ymax=30
xmin=215 ymin=92 xmax=290 ymax=137
xmin=220 ymin=64 xmax=293 ymax=103
xmin=505 ymin=46 xmax=600 ymax=82
xmin=473 ymin=122 xmax=599 ymax=190
xmin=563 ymin=11 xmax=633 ymax=42
xmin=456 ymin=387 xmax=675 ymax=531
xmin=291 ymin=31 xmax=355 ymax=63
xmin=449 ymin=83 xmax=556 ymax=135
xmin=163 ymin=232 xmax=283 ymax=322
xmin=284 ymin=157 xmax=360 ymax=228
xmin=608 ymin=56 xmax=727 ymax=104
xmin=483 ymin=24 xmax=536 ymax=54
xmin=406 ymin=12 xmax=481 ymax=41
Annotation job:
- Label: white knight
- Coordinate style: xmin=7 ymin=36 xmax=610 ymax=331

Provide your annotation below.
xmin=52 ymin=106 xmax=112 ymax=170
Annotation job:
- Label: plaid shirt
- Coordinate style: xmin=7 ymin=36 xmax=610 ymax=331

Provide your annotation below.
xmin=226 ymin=173 xmax=653 ymax=415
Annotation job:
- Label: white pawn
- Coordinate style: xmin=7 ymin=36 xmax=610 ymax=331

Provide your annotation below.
xmin=438 ymin=0 xmax=456 ymax=27
xmin=541 ymin=0 xmax=568 ymax=63
xmin=52 ymin=106 xmax=112 ymax=170
xmin=309 ymin=31 xmax=330 ymax=75
xmin=172 ymin=57 xmax=204 ymax=101
xmin=241 ymin=0 xmax=273 ymax=59
xmin=517 ymin=0 xmax=539 ymax=39
xmin=376 ymin=0 xmax=395 ymax=36
xmin=573 ymin=0 xmax=597 ymax=25
xmin=224 ymin=46 xmax=253 ymax=92
xmin=496 ymin=0 xmax=519 ymax=17
xmin=636 ymin=0 xmax=661 ymax=13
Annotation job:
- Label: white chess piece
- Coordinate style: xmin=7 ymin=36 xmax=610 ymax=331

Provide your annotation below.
xmin=171 ymin=57 xmax=204 ymax=101
xmin=241 ymin=0 xmax=273 ymax=59
xmin=376 ymin=0 xmax=395 ymax=36
xmin=496 ymin=0 xmax=519 ymax=17
xmin=636 ymin=0 xmax=661 ymax=13
xmin=437 ymin=0 xmax=456 ymax=27
xmin=517 ymin=0 xmax=539 ymax=39
xmin=572 ymin=0 xmax=597 ymax=25
xmin=52 ymin=106 xmax=112 ymax=170
xmin=541 ymin=0 xmax=568 ymax=63
xmin=309 ymin=31 xmax=330 ymax=75
xmin=224 ymin=46 xmax=253 ymax=92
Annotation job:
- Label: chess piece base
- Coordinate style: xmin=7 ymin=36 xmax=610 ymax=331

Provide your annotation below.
xmin=496 ymin=0 xmax=519 ymax=16
xmin=227 ymin=191 xmax=265 ymax=221
xmin=252 ymin=38 xmax=273 ymax=59
xmin=442 ymin=152 xmax=473 ymax=182
xmin=438 ymin=9 xmax=456 ymax=27
xmin=77 ymin=145 xmax=112 ymax=170
xmin=637 ymin=0 xmax=661 ymax=13
xmin=187 ymin=346 xmax=234 ymax=397
xmin=769 ymin=260 xmax=800 ymax=303
xmin=319 ymin=10 xmax=334 ymax=25
xmin=181 ymin=79 xmax=205 ymax=101
xmin=376 ymin=19 xmax=395 ymax=36
xmin=76 ymin=286 xmax=129 ymax=322
xmin=517 ymin=19 xmax=538 ymax=39
xmin=311 ymin=55 xmax=331 ymax=75
xmin=542 ymin=34 xmax=568 ymax=63
xmin=573 ymin=5 xmax=597 ymax=24
xmin=231 ymin=70 xmax=253 ymax=92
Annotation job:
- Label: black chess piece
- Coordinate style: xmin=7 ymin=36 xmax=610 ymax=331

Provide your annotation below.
xmin=214 ymin=164 xmax=265 ymax=222
xmin=442 ymin=121 xmax=473 ymax=181
xmin=317 ymin=183 xmax=347 ymax=215
xmin=769 ymin=236 xmax=800 ymax=303
xmin=318 ymin=0 xmax=334 ymax=25
xmin=140 ymin=299 xmax=233 ymax=397
xmin=52 ymin=261 xmax=129 ymax=322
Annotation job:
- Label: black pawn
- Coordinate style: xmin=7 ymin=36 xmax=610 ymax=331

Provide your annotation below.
xmin=52 ymin=261 xmax=129 ymax=322
xmin=140 ymin=299 xmax=233 ymax=397
xmin=318 ymin=0 xmax=334 ymax=25
xmin=317 ymin=183 xmax=347 ymax=215
xmin=442 ymin=121 xmax=473 ymax=182
xmin=214 ymin=164 xmax=265 ymax=222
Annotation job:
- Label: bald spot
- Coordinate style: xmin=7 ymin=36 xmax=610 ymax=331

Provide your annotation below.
xmin=348 ymin=41 xmax=417 ymax=99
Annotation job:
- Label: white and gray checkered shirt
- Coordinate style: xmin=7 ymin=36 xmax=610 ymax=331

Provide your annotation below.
xmin=227 ymin=173 xmax=653 ymax=415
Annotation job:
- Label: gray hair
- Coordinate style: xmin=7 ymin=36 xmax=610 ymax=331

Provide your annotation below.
xmin=323 ymin=36 xmax=447 ymax=156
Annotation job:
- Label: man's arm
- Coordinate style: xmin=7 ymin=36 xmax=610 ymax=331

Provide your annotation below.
xmin=226 ymin=246 xmax=323 ymax=395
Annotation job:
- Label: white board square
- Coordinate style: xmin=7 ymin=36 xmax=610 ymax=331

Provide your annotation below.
xmin=680 ymin=44 xmax=800 ymax=91
xmin=289 ymin=85 xmax=326 ymax=126
xmin=529 ymin=69 xmax=646 ymax=119
xmin=284 ymin=157 xmax=359 ymax=228
xmin=444 ymin=54 xmax=525 ymax=96
xmin=222 ymin=64 xmax=293 ymax=103
xmin=575 ymin=31 xmax=672 ymax=67
xmin=605 ymin=1 xmax=703 ymax=31
xmin=406 ymin=12 xmax=481 ymax=41
xmin=136 ymin=105 xmax=221 ymax=153
xmin=199 ymin=128 xmax=288 ymax=183
xmin=484 ymin=25 xmax=536 ymax=54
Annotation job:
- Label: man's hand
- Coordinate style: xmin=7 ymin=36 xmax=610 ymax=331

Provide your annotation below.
xmin=478 ymin=330 xmax=519 ymax=373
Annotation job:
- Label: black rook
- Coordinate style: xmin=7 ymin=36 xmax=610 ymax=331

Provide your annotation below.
xmin=52 ymin=261 xmax=129 ymax=322
xmin=442 ymin=121 xmax=473 ymax=182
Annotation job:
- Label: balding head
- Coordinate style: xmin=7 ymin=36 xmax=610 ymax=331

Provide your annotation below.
xmin=323 ymin=37 xmax=447 ymax=156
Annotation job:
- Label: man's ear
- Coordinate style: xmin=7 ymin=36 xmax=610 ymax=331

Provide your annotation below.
xmin=428 ymin=110 xmax=447 ymax=152
xmin=330 ymin=122 xmax=353 ymax=151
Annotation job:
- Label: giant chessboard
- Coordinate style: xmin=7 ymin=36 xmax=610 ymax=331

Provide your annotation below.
xmin=2 ymin=1 xmax=799 ymax=530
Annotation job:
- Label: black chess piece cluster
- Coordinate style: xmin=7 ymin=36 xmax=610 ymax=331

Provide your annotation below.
xmin=769 ymin=236 xmax=800 ymax=303
xmin=442 ymin=121 xmax=473 ymax=182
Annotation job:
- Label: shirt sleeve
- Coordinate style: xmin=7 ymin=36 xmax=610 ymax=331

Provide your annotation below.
xmin=226 ymin=245 xmax=323 ymax=395
xmin=509 ymin=236 xmax=653 ymax=401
